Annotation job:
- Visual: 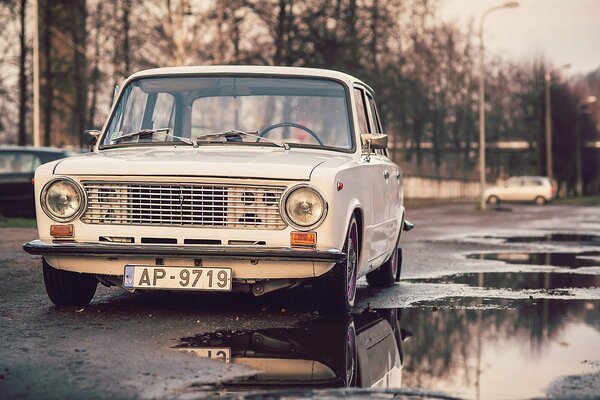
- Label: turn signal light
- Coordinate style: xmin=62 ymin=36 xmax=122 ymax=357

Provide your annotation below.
xmin=290 ymin=231 xmax=317 ymax=247
xmin=50 ymin=224 xmax=74 ymax=237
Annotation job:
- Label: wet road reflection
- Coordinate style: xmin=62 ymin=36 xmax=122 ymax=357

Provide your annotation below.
xmin=467 ymin=251 xmax=600 ymax=268
xmin=401 ymin=298 xmax=600 ymax=399
xmin=170 ymin=298 xmax=600 ymax=399
xmin=473 ymin=233 xmax=600 ymax=244
xmin=411 ymin=272 xmax=600 ymax=291
xmin=173 ymin=308 xmax=405 ymax=394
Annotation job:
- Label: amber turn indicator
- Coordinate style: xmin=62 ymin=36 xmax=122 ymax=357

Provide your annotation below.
xmin=50 ymin=225 xmax=74 ymax=237
xmin=290 ymin=231 xmax=317 ymax=247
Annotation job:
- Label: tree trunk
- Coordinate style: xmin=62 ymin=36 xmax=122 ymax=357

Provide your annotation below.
xmin=72 ymin=0 xmax=87 ymax=147
xmin=88 ymin=2 xmax=103 ymax=129
xmin=122 ymin=0 xmax=131 ymax=75
xmin=17 ymin=0 xmax=27 ymax=146
xmin=215 ymin=0 xmax=225 ymax=64
xmin=273 ymin=0 xmax=286 ymax=65
xmin=42 ymin=1 xmax=53 ymax=147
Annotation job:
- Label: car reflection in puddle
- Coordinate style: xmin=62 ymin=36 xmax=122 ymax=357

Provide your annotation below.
xmin=401 ymin=298 xmax=600 ymax=400
xmin=173 ymin=308 xmax=407 ymax=394
xmin=467 ymin=251 xmax=600 ymax=268
xmin=411 ymin=272 xmax=600 ymax=292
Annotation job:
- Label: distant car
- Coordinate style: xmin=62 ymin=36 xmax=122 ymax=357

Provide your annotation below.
xmin=0 ymin=147 xmax=73 ymax=218
xmin=485 ymin=176 xmax=555 ymax=206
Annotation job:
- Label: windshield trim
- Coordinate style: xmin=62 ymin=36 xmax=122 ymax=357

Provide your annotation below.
xmin=98 ymin=73 xmax=356 ymax=154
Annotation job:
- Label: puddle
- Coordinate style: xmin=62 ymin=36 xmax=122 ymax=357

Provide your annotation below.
xmin=174 ymin=309 xmax=405 ymax=392
xmin=172 ymin=299 xmax=600 ymax=399
xmin=401 ymin=298 xmax=600 ymax=399
xmin=467 ymin=251 xmax=600 ymax=268
xmin=411 ymin=272 xmax=600 ymax=291
xmin=475 ymin=233 xmax=600 ymax=244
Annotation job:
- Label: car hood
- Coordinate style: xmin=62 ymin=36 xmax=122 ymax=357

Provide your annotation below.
xmin=53 ymin=147 xmax=346 ymax=181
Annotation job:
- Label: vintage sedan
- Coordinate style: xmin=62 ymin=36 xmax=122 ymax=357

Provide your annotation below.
xmin=23 ymin=66 xmax=410 ymax=313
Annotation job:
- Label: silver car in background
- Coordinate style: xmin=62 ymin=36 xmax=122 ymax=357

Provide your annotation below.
xmin=485 ymin=176 xmax=556 ymax=206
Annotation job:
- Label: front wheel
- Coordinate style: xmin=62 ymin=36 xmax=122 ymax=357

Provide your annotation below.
xmin=316 ymin=215 xmax=359 ymax=314
xmin=43 ymin=259 xmax=97 ymax=306
xmin=487 ymin=195 xmax=499 ymax=205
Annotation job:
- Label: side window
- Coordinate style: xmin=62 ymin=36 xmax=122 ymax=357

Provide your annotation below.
xmin=0 ymin=152 xmax=40 ymax=173
xmin=353 ymin=88 xmax=370 ymax=135
xmin=365 ymin=92 xmax=387 ymax=156
xmin=366 ymin=93 xmax=382 ymax=133
xmin=506 ymin=179 xmax=522 ymax=188
xmin=523 ymin=179 xmax=542 ymax=187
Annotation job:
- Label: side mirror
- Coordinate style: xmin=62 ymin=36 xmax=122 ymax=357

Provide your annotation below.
xmin=361 ymin=133 xmax=388 ymax=150
xmin=82 ymin=130 xmax=101 ymax=150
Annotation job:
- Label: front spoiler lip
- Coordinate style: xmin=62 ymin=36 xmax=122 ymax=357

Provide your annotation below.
xmin=23 ymin=240 xmax=346 ymax=262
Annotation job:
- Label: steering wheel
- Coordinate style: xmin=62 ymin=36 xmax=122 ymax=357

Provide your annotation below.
xmin=257 ymin=122 xmax=324 ymax=146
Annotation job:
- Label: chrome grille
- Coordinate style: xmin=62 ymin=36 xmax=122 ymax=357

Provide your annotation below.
xmin=81 ymin=182 xmax=287 ymax=229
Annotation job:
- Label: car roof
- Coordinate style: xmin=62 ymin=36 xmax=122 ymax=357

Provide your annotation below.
xmin=125 ymin=65 xmax=374 ymax=93
xmin=0 ymin=146 xmax=69 ymax=154
xmin=509 ymin=176 xmax=549 ymax=180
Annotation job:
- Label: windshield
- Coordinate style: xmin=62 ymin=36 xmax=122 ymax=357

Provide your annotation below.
xmin=101 ymin=76 xmax=353 ymax=150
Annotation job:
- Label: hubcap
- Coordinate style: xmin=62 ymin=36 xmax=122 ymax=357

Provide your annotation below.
xmin=345 ymin=322 xmax=357 ymax=385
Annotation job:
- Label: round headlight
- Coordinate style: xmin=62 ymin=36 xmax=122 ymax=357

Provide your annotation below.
xmin=283 ymin=186 xmax=327 ymax=229
xmin=41 ymin=178 xmax=85 ymax=222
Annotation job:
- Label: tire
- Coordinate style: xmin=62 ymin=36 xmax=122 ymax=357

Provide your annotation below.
xmin=366 ymin=234 xmax=401 ymax=287
xmin=534 ymin=196 xmax=547 ymax=206
xmin=344 ymin=321 xmax=358 ymax=387
xmin=487 ymin=195 xmax=499 ymax=205
xmin=43 ymin=258 xmax=97 ymax=306
xmin=316 ymin=215 xmax=359 ymax=314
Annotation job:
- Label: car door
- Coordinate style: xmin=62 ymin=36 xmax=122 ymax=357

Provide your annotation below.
xmin=354 ymin=87 xmax=388 ymax=266
xmin=365 ymin=91 xmax=400 ymax=255
xmin=502 ymin=178 xmax=523 ymax=201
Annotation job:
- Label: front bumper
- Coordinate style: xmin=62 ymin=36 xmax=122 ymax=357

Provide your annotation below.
xmin=23 ymin=240 xmax=346 ymax=263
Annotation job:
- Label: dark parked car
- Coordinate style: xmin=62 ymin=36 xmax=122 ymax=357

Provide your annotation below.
xmin=0 ymin=147 xmax=73 ymax=218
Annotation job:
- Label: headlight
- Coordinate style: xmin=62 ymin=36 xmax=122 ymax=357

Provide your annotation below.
xmin=41 ymin=178 xmax=85 ymax=222
xmin=283 ymin=185 xmax=327 ymax=229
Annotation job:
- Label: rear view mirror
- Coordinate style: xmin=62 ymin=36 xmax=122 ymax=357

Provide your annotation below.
xmin=361 ymin=133 xmax=388 ymax=150
xmin=82 ymin=130 xmax=101 ymax=150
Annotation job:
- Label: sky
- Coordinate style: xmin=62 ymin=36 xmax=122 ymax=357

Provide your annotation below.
xmin=439 ymin=0 xmax=600 ymax=75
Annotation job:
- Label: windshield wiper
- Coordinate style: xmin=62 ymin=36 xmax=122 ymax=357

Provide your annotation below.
xmin=111 ymin=128 xmax=196 ymax=147
xmin=196 ymin=129 xmax=289 ymax=150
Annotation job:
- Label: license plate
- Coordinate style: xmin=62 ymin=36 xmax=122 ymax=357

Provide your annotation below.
xmin=123 ymin=265 xmax=232 ymax=291
xmin=185 ymin=347 xmax=231 ymax=363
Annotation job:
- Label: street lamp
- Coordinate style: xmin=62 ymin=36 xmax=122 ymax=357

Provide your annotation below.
xmin=575 ymin=96 xmax=597 ymax=196
xmin=544 ymin=63 xmax=571 ymax=181
xmin=478 ymin=1 xmax=519 ymax=210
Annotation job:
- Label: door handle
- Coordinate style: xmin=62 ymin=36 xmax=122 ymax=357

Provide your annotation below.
xmin=383 ymin=170 xmax=390 ymax=179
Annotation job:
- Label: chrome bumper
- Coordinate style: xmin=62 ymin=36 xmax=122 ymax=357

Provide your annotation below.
xmin=23 ymin=240 xmax=346 ymax=263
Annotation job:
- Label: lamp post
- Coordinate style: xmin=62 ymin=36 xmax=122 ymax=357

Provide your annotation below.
xmin=575 ymin=96 xmax=597 ymax=196
xmin=544 ymin=64 xmax=571 ymax=181
xmin=478 ymin=1 xmax=519 ymax=210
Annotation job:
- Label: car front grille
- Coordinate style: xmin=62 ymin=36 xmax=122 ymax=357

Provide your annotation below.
xmin=80 ymin=181 xmax=287 ymax=229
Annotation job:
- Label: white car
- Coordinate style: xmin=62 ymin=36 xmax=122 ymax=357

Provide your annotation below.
xmin=24 ymin=66 xmax=410 ymax=313
xmin=485 ymin=176 xmax=556 ymax=206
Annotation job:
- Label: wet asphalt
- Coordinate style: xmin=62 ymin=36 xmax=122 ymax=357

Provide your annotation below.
xmin=1 ymin=203 xmax=599 ymax=399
